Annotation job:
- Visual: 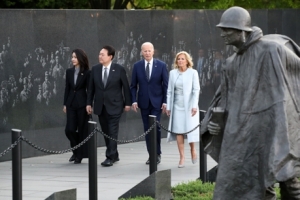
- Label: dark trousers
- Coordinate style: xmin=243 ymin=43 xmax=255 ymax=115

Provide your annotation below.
xmin=140 ymin=101 xmax=162 ymax=155
xmin=65 ymin=106 xmax=89 ymax=159
xmin=98 ymin=105 xmax=121 ymax=160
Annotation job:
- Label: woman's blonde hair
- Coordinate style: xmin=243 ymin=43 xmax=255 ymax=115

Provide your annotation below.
xmin=173 ymin=51 xmax=194 ymax=69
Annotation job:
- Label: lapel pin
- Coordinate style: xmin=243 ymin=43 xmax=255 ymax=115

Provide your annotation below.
xmin=112 ymin=70 xmax=115 ymax=71
xmin=81 ymin=73 xmax=83 ymax=75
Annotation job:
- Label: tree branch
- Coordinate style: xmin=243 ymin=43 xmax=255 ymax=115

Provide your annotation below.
xmin=121 ymin=0 xmax=131 ymax=9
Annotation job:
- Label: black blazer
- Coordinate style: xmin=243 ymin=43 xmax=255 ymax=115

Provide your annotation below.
xmin=64 ymin=67 xmax=90 ymax=108
xmin=87 ymin=63 xmax=131 ymax=115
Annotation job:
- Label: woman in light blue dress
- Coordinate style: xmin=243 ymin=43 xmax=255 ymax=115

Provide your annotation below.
xmin=166 ymin=51 xmax=200 ymax=168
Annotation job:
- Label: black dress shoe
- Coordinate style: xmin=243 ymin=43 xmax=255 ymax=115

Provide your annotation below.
xmin=145 ymin=158 xmax=150 ymax=165
xmin=113 ymin=158 xmax=120 ymax=163
xmin=69 ymin=154 xmax=76 ymax=162
xmin=145 ymin=155 xmax=161 ymax=165
xmin=157 ymin=154 xmax=161 ymax=164
xmin=101 ymin=158 xmax=113 ymax=167
xmin=74 ymin=157 xmax=82 ymax=164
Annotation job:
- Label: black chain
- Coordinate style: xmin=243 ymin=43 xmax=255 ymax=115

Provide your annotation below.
xmin=0 ymin=124 xmax=155 ymax=156
xmin=156 ymin=121 xmax=200 ymax=135
xmin=0 ymin=136 xmax=23 ymax=157
xmin=0 ymin=121 xmax=199 ymax=157
xmin=21 ymin=128 xmax=97 ymax=154
xmin=97 ymin=122 xmax=156 ymax=143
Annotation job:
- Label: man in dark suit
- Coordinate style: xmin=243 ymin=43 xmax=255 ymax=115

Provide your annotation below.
xmin=130 ymin=42 xmax=168 ymax=164
xmin=86 ymin=45 xmax=131 ymax=167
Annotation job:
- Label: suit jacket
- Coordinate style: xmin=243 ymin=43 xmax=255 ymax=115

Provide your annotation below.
xmin=87 ymin=63 xmax=131 ymax=115
xmin=130 ymin=59 xmax=168 ymax=109
xmin=64 ymin=67 xmax=90 ymax=108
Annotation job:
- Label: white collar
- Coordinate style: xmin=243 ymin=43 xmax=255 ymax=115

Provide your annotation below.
xmin=103 ymin=62 xmax=112 ymax=69
xmin=144 ymin=59 xmax=153 ymax=66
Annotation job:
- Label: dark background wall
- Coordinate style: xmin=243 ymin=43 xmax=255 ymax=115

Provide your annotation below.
xmin=0 ymin=9 xmax=299 ymax=161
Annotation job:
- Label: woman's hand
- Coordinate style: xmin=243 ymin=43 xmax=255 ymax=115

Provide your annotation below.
xmin=191 ymin=108 xmax=197 ymax=116
xmin=166 ymin=110 xmax=171 ymax=117
xmin=86 ymin=105 xmax=93 ymax=115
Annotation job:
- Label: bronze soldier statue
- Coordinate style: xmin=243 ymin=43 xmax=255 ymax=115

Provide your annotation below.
xmin=201 ymin=6 xmax=300 ymax=200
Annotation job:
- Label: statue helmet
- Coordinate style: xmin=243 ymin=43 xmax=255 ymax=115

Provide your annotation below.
xmin=216 ymin=6 xmax=252 ymax=32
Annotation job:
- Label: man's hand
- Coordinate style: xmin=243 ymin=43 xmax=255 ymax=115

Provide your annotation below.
xmin=86 ymin=105 xmax=93 ymax=115
xmin=161 ymin=104 xmax=167 ymax=114
xmin=207 ymin=121 xmax=221 ymax=135
xmin=132 ymin=103 xmax=138 ymax=112
xmin=124 ymin=106 xmax=131 ymax=112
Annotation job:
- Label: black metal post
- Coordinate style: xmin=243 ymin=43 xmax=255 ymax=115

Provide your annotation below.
xmin=149 ymin=115 xmax=157 ymax=175
xmin=199 ymin=110 xmax=207 ymax=183
xmin=12 ymin=129 xmax=22 ymax=200
xmin=88 ymin=121 xmax=97 ymax=200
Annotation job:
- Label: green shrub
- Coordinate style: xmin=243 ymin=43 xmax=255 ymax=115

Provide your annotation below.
xmin=120 ymin=180 xmax=214 ymax=200
xmin=121 ymin=180 xmax=282 ymax=200
xmin=171 ymin=180 xmax=214 ymax=200
xmin=275 ymin=185 xmax=281 ymax=199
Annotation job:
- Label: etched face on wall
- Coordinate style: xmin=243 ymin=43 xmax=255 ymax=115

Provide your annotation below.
xmin=198 ymin=49 xmax=204 ymax=57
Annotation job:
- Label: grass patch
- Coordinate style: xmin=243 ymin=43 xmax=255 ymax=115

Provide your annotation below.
xmin=171 ymin=180 xmax=214 ymax=200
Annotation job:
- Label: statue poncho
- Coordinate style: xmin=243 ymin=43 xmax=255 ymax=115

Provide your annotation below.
xmin=201 ymin=26 xmax=300 ymax=199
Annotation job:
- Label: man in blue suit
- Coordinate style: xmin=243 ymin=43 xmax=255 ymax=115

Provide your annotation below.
xmin=130 ymin=42 xmax=168 ymax=164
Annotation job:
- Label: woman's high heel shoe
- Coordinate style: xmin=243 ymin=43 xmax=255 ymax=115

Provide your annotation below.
xmin=178 ymin=164 xmax=185 ymax=168
xmin=192 ymin=157 xmax=197 ymax=164
xmin=191 ymin=151 xmax=197 ymax=164
xmin=178 ymin=159 xmax=185 ymax=168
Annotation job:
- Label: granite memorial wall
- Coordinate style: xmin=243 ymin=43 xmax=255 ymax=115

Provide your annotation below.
xmin=0 ymin=9 xmax=299 ymax=161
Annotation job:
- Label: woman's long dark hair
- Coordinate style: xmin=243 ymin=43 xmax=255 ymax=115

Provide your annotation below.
xmin=72 ymin=49 xmax=89 ymax=71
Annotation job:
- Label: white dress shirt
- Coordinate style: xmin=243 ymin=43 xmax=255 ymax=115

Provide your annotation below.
xmin=102 ymin=62 xmax=112 ymax=80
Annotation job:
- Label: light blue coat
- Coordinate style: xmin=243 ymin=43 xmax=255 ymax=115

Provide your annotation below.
xmin=166 ymin=68 xmax=200 ymax=143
